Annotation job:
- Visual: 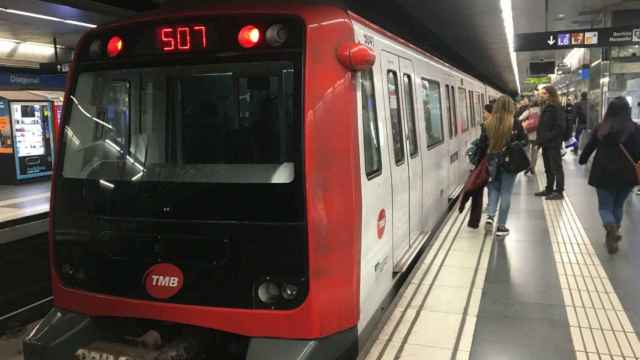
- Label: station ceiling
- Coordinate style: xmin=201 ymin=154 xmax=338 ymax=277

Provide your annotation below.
xmin=3 ymin=0 xmax=638 ymax=93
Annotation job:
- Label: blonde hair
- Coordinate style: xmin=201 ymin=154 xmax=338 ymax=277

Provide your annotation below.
xmin=485 ymin=96 xmax=516 ymax=153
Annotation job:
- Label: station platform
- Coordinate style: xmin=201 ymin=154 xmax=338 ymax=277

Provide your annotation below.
xmin=363 ymin=154 xmax=640 ymax=360
xmin=0 ymin=181 xmax=51 ymax=342
xmin=0 ymin=181 xmax=50 ymax=231
xmin=0 ymin=181 xmax=50 ymax=247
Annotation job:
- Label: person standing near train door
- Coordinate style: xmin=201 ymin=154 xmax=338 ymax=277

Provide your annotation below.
xmin=535 ymin=85 xmax=567 ymax=200
xmin=482 ymin=96 xmax=528 ymax=236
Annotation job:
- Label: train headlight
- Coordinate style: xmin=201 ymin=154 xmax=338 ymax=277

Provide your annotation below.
xmin=238 ymin=25 xmax=261 ymax=48
xmin=281 ymin=283 xmax=299 ymax=300
xmin=266 ymin=24 xmax=288 ymax=47
xmin=257 ymin=281 xmax=281 ymax=304
xmin=107 ymin=36 xmax=124 ymax=57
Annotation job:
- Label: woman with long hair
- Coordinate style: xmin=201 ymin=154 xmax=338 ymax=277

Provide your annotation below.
xmin=535 ymin=85 xmax=567 ymax=200
xmin=482 ymin=96 xmax=528 ymax=236
xmin=579 ymin=97 xmax=640 ymax=254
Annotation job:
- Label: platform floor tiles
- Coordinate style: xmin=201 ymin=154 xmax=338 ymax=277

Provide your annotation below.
xmin=365 ymin=155 xmax=640 ymax=360
xmin=0 ymin=182 xmax=50 ymax=224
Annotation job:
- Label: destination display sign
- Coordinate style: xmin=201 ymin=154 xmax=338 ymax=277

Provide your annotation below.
xmin=515 ymin=26 xmax=640 ymax=52
xmin=525 ymin=76 xmax=551 ymax=85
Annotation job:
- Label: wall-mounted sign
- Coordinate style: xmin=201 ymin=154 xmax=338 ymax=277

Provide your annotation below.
xmin=0 ymin=72 xmax=66 ymax=90
xmin=516 ymin=26 xmax=640 ymax=52
xmin=526 ymin=76 xmax=551 ymax=85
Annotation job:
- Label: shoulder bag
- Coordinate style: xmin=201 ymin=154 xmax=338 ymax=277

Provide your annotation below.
xmin=618 ymin=144 xmax=640 ymax=184
xmin=503 ymin=142 xmax=530 ymax=174
xmin=463 ymin=157 xmax=489 ymax=193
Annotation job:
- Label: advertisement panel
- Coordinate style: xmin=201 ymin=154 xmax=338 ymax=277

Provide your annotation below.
xmin=0 ymin=100 xmax=11 ymax=154
xmin=10 ymin=102 xmax=54 ymax=179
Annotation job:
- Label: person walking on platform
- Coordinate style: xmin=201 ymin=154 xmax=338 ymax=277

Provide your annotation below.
xmin=535 ymin=85 xmax=566 ymax=200
xmin=564 ymin=98 xmax=578 ymax=152
xmin=573 ymin=92 xmax=589 ymax=153
xmin=578 ymin=97 xmax=640 ymax=254
xmin=481 ymin=96 xmax=528 ymax=236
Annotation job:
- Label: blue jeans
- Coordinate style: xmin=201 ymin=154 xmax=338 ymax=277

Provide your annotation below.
xmin=596 ymin=187 xmax=633 ymax=225
xmin=487 ymin=170 xmax=518 ymax=226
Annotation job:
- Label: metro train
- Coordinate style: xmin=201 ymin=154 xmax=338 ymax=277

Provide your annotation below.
xmin=24 ymin=3 xmax=502 ymax=360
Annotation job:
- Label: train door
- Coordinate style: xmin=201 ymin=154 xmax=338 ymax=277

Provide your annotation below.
xmin=399 ymin=58 xmax=423 ymax=248
xmin=456 ymin=86 xmax=469 ymax=188
xmin=444 ymin=83 xmax=460 ymax=198
xmin=380 ymin=51 xmax=410 ymax=269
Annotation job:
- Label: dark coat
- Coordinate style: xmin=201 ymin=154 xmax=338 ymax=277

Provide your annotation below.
xmin=536 ymin=103 xmax=566 ymax=147
xmin=578 ymin=122 xmax=640 ymax=189
xmin=575 ymin=99 xmax=588 ymax=127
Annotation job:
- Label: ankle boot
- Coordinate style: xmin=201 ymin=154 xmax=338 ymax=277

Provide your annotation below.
xmin=604 ymin=224 xmax=619 ymax=254
xmin=614 ymin=224 xmax=622 ymax=243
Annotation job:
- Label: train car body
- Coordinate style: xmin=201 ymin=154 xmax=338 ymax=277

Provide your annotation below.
xmin=24 ymin=3 xmax=502 ymax=360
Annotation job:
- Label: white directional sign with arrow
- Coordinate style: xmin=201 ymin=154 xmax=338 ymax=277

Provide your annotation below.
xmin=516 ymin=25 xmax=640 ymax=51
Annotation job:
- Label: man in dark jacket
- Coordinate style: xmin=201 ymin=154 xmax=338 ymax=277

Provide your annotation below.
xmin=535 ymin=86 xmax=567 ymax=200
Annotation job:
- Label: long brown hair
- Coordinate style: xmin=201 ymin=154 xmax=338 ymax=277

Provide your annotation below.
xmin=542 ymin=85 xmax=560 ymax=106
xmin=486 ymin=96 xmax=516 ymax=153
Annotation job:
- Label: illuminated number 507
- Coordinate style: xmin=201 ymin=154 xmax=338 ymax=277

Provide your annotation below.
xmin=160 ymin=26 xmax=207 ymax=51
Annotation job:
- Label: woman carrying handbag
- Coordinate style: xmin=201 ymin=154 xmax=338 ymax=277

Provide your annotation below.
xmin=460 ymin=103 xmax=493 ymax=229
xmin=481 ymin=96 xmax=528 ymax=236
xmin=578 ymin=97 xmax=640 ymax=254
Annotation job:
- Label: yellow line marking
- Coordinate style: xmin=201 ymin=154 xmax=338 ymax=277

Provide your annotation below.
xmin=535 ymin=171 xmax=640 ymax=359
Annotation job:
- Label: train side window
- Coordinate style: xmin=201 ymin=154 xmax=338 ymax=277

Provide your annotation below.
xmin=450 ymin=86 xmax=458 ymax=137
xmin=402 ymin=74 xmax=418 ymax=157
xmin=458 ymin=87 xmax=468 ymax=132
xmin=469 ymin=90 xmax=476 ymax=128
xmin=421 ymin=78 xmax=444 ymax=149
xmin=361 ymin=69 xmax=382 ymax=178
xmin=387 ymin=70 xmax=405 ymax=165
xmin=476 ymin=94 xmax=482 ymax=126
xmin=445 ymin=85 xmax=453 ymax=139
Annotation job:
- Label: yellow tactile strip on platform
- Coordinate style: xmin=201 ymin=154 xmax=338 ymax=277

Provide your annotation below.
xmin=364 ymin=203 xmax=494 ymax=360
xmin=536 ymin=172 xmax=640 ymax=360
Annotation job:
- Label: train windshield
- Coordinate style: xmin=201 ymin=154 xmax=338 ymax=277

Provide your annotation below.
xmin=62 ymin=61 xmax=297 ymax=184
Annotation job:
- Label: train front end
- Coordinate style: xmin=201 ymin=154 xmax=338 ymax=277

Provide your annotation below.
xmin=24 ymin=5 xmax=362 ymax=360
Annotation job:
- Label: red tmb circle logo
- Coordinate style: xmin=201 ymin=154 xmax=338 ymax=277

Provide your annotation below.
xmin=377 ymin=209 xmax=386 ymax=239
xmin=144 ymin=263 xmax=184 ymax=299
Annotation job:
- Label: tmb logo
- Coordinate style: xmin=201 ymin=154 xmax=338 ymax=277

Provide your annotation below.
xmin=143 ymin=263 xmax=184 ymax=299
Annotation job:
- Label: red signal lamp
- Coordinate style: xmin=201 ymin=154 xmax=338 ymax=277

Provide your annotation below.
xmin=107 ymin=36 xmax=124 ymax=57
xmin=337 ymin=42 xmax=376 ymax=71
xmin=238 ymin=25 xmax=261 ymax=48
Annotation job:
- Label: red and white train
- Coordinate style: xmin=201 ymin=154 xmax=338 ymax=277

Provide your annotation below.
xmin=24 ymin=3 xmax=501 ymax=359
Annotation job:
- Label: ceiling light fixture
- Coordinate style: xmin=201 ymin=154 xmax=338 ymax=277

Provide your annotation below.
xmin=0 ymin=7 xmax=96 ymax=28
xmin=500 ymin=0 xmax=521 ymax=94
xmin=0 ymin=38 xmax=65 ymax=48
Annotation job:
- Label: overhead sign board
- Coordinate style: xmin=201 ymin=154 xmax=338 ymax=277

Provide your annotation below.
xmin=515 ymin=26 xmax=640 ymax=52
xmin=525 ymin=76 xmax=551 ymax=85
